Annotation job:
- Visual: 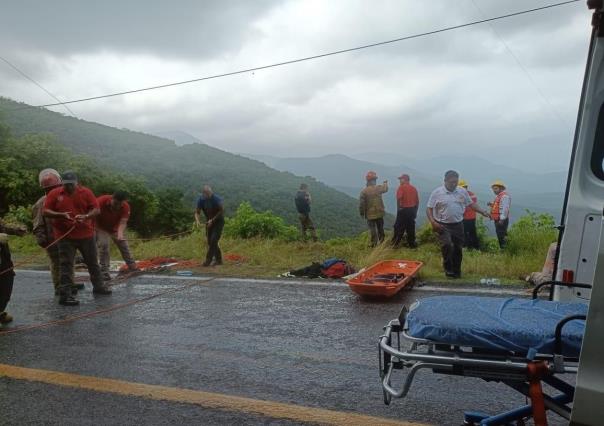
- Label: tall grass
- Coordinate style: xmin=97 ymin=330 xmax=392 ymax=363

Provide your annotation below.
xmin=8 ymin=210 xmax=557 ymax=285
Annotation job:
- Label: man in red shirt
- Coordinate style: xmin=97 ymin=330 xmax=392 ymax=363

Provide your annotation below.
xmin=459 ymin=180 xmax=480 ymax=250
xmin=391 ymin=174 xmax=419 ymax=248
xmin=44 ymin=171 xmax=112 ymax=306
xmin=96 ymin=191 xmax=138 ymax=280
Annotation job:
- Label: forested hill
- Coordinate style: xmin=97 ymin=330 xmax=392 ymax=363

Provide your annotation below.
xmin=0 ymin=97 xmax=369 ymax=238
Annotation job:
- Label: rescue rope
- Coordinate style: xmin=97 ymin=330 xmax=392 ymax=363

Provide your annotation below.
xmin=2 ymin=225 xmax=196 ymax=277
xmin=0 ymin=225 xmax=76 ymax=278
xmin=125 ymin=228 xmax=195 ymax=242
xmin=0 ymin=277 xmax=215 ymax=336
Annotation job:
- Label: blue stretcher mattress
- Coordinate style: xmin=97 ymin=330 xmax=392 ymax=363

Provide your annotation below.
xmin=406 ymin=296 xmax=587 ymax=358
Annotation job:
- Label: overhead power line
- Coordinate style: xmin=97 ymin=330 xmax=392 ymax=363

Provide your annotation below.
xmin=470 ymin=0 xmax=571 ymax=127
xmin=0 ymin=55 xmax=76 ymax=116
xmin=21 ymin=0 xmax=580 ymax=110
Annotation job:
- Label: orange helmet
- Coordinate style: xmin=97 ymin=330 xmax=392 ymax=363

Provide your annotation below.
xmin=366 ymin=171 xmax=377 ymax=181
xmin=38 ymin=168 xmax=62 ymax=189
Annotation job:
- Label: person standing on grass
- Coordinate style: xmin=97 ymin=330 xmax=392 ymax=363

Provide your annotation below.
xmin=195 ymin=185 xmax=224 ymax=267
xmin=488 ymin=180 xmax=511 ymax=249
xmin=458 ymin=179 xmax=480 ymax=250
xmin=359 ymin=171 xmax=388 ymax=247
xmin=295 ymin=183 xmax=318 ymax=242
xmin=96 ymin=191 xmax=139 ymax=281
xmin=43 ymin=171 xmax=112 ymax=306
xmin=0 ymin=220 xmax=26 ymax=325
xmin=427 ymin=170 xmax=490 ymax=279
xmin=391 ymin=174 xmax=419 ymax=248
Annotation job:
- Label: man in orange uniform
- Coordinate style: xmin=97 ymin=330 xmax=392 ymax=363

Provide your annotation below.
xmin=391 ymin=174 xmax=419 ymax=248
xmin=44 ymin=171 xmax=112 ymax=306
xmin=459 ymin=179 xmax=480 ymax=250
xmin=96 ymin=191 xmax=138 ymax=281
xmin=488 ymin=180 xmax=511 ymax=249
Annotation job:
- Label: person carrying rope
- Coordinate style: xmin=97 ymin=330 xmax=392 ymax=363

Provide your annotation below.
xmin=0 ymin=221 xmax=26 ymax=324
xmin=32 ymin=168 xmax=80 ymax=295
xmin=96 ymin=191 xmax=139 ymax=281
xmin=43 ymin=171 xmax=112 ymax=306
xmin=195 ymin=185 xmax=224 ymax=267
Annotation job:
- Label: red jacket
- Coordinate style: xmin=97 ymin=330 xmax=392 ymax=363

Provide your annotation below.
xmin=44 ymin=185 xmax=99 ymax=239
xmin=396 ymin=183 xmax=419 ymax=209
xmin=463 ymin=191 xmax=478 ymax=220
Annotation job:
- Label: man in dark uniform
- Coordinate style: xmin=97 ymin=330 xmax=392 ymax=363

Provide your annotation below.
xmin=295 ymin=183 xmax=318 ymax=242
xmin=0 ymin=221 xmax=26 ymax=324
xmin=195 ymin=185 xmax=225 ymax=267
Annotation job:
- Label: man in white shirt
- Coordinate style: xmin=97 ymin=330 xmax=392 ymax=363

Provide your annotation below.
xmin=427 ymin=170 xmax=490 ymax=278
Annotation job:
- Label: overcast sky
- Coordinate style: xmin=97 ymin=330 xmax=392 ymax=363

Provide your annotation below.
xmin=0 ymin=0 xmax=591 ymax=171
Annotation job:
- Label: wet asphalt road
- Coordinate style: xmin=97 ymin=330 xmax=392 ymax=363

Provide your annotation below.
xmin=0 ymin=271 xmax=568 ymax=425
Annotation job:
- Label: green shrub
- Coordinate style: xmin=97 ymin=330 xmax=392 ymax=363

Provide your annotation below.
xmin=417 ymin=221 xmax=438 ymax=245
xmin=476 ymin=217 xmax=499 ymax=253
xmin=3 ymin=205 xmax=32 ymax=229
xmin=224 ymin=202 xmax=299 ymax=241
xmin=506 ymin=210 xmax=557 ymax=256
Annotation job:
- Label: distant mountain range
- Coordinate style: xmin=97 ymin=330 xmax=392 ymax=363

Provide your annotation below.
xmin=243 ymin=152 xmax=566 ymax=223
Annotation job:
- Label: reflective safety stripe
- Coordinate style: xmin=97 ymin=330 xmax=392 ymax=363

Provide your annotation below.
xmin=491 ymin=191 xmax=507 ymax=221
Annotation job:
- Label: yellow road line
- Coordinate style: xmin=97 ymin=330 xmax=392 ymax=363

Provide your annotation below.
xmin=0 ymin=363 xmax=427 ymax=426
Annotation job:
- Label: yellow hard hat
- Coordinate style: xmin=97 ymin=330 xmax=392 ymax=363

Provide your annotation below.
xmin=458 ymin=179 xmax=468 ymax=188
xmin=491 ymin=180 xmax=506 ymax=189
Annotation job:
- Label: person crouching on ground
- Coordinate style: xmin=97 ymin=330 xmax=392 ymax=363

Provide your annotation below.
xmin=359 ymin=171 xmax=388 ymax=247
xmin=295 ymin=183 xmax=318 ymax=242
xmin=96 ymin=191 xmax=139 ymax=281
xmin=427 ymin=170 xmax=490 ymax=279
xmin=43 ymin=171 xmax=112 ymax=306
xmin=195 ymin=185 xmax=224 ymax=267
xmin=0 ymin=221 xmax=26 ymax=324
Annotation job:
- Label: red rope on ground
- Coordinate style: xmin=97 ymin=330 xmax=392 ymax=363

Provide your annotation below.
xmin=0 ymin=277 xmax=215 ymax=336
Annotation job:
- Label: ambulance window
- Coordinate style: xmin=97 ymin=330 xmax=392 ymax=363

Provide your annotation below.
xmin=592 ymin=103 xmax=604 ymax=180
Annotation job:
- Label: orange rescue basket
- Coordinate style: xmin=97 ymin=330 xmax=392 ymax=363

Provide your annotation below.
xmin=346 ymin=260 xmax=423 ymax=297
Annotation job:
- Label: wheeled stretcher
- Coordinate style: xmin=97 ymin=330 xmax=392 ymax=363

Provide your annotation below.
xmin=378 ymin=281 xmax=591 ymax=426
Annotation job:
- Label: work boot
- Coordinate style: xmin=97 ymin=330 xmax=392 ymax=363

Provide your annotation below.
xmin=212 ymin=259 xmax=223 ymax=266
xmin=92 ymin=286 xmax=112 ymax=295
xmin=127 ymin=264 xmax=141 ymax=273
xmin=0 ymin=312 xmax=13 ymax=324
xmin=202 ymin=260 xmax=212 ymax=267
xmin=71 ymin=283 xmax=85 ymax=295
xmin=59 ymin=296 xmax=79 ymax=306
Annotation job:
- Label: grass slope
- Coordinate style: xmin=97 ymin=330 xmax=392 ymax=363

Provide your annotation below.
xmin=10 ymin=231 xmax=543 ymax=284
xmin=0 ymin=97 xmax=369 ymax=238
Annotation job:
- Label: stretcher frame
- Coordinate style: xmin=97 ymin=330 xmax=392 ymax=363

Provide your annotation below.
xmin=378 ymin=281 xmax=590 ymax=426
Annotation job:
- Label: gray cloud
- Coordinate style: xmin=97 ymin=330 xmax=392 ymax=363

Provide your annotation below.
xmin=0 ymin=0 xmax=278 ymax=58
xmin=0 ymin=0 xmax=593 ymax=173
